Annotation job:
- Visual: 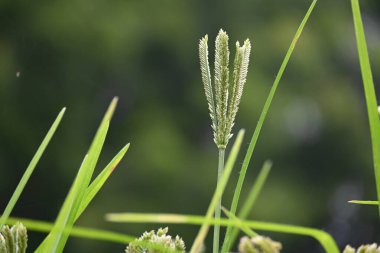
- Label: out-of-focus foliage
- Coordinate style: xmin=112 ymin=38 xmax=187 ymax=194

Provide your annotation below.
xmin=0 ymin=0 xmax=379 ymax=252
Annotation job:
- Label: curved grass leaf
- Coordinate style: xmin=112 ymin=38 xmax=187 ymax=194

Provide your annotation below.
xmin=106 ymin=213 xmax=339 ymax=253
xmin=0 ymin=108 xmax=66 ymax=228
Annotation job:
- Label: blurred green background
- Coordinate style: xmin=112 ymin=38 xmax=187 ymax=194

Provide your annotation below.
xmin=1 ymin=0 xmax=380 ymax=252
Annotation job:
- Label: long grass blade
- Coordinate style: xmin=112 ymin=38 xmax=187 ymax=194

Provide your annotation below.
xmin=6 ymin=217 xmax=134 ymax=244
xmin=106 ymin=213 xmax=339 ymax=253
xmin=349 ymin=200 xmax=379 ymax=205
xmin=224 ymin=0 xmax=317 ymax=250
xmin=222 ymin=160 xmax=272 ymax=252
xmin=351 ymin=0 xmax=380 ymax=216
xmin=37 ymin=98 xmax=118 ymax=253
xmin=0 ymin=108 xmax=66 ymax=228
xmin=190 ymin=130 xmax=245 ymax=253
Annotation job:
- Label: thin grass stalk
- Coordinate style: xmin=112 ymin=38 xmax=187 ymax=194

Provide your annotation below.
xmin=213 ymin=148 xmax=225 ymax=253
xmin=190 ymin=130 xmax=245 ymax=253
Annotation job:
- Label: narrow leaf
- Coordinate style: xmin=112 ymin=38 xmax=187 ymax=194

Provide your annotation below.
xmin=225 ymin=1 xmax=317 ymax=251
xmin=38 ymin=98 xmax=118 ymax=252
xmin=351 ymin=0 xmax=380 ymax=216
xmin=348 ymin=200 xmax=379 ymax=205
xmin=0 ymin=108 xmax=66 ymax=228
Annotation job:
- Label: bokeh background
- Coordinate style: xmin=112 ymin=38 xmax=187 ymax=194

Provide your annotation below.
xmin=1 ymin=0 xmax=380 ymax=252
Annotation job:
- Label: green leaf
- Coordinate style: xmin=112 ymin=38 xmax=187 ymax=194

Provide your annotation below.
xmin=6 ymin=217 xmax=134 ymax=244
xmin=37 ymin=98 xmax=118 ymax=253
xmin=106 ymin=213 xmax=339 ymax=253
xmin=224 ymin=0 xmax=317 ymax=251
xmin=222 ymin=160 xmax=272 ymax=252
xmin=348 ymin=200 xmax=379 ymax=205
xmin=351 ymin=0 xmax=380 ymax=216
xmin=0 ymin=108 xmax=66 ymax=228
xmin=190 ymin=129 xmax=245 ymax=253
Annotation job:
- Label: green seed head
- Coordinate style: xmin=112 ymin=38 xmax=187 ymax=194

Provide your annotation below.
xmin=0 ymin=223 xmax=28 ymax=253
xmin=238 ymin=236 xmax=282 ymax=253
xmin=125 ymin=227 xmax=186 ymax=253
xmin=199 ymin=29 xmax=251 ymax=149
xmin=343 ymin=244 xmax=380 ymax=253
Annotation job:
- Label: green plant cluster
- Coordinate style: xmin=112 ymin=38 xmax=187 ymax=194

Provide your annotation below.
xmin=0 ymin=223 xmax=27 ymax=253
xmin=125 ymin=227 xmax=185 ymax=253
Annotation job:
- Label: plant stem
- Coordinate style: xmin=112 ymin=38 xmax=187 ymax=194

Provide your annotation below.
xmin=213 ymin=148 xmax=225 ymax=253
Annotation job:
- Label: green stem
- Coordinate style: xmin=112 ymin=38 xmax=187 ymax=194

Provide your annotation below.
xmin=214 ymin=148 xmax=225 ymax=253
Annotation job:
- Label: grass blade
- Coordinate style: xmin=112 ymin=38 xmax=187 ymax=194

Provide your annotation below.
xmin=349 ymin=200 xmax=379 ymax=205
xmin=76 ymin=143 xmax=130 ymax=219
xmin=190 ymin=129 xmax=245 ymax=253
xmin=38 ymin=98 xmax=118 ymax=252
xmin=224 ymin=1 xmax=317 ymax=250
xmin=6 ymin=217 xmax=134 ymax=244
xmin=222 ymin=160 xmax=272 ymax=252
xmin=351 ymin=0 xmax=380 ymax=216
xmin=106 ymin=213 xmax=339 ymax=253
xmin=0 ymin=108 xmax=66 ymax=228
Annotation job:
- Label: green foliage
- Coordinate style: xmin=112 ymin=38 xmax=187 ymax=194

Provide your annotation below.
xmin=199 ymin=30 xmax=251 ymax=150
xmin=343 ymin=244 xmax=380 ymax=253
xmin=125 ymin=227 xmax=185 ymax=253
xmin=0 ymin=223 xmax=27 ymax=253
xmin=238 ymin=236 xmax=282 ymax=253
xmin=350 ymin=0 xmax=380 ymax=216
xmin=35 ymin=98 xmax=130 ymax=253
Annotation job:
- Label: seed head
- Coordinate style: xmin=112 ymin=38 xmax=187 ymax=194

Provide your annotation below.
xmin=199 ymin=29 xmax=251 ymax=149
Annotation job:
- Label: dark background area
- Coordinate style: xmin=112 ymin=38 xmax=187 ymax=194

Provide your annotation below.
xmin=1 ymin=0 xmax=380 ymax=252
